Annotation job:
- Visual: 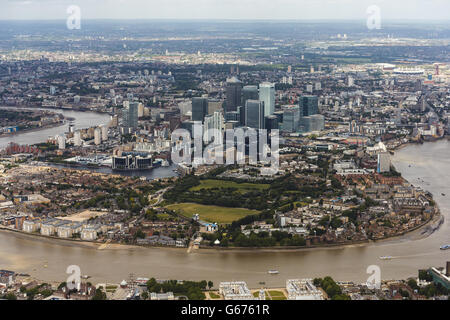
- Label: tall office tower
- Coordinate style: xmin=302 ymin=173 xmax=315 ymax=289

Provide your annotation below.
xmin=300 ymin=95 xmax=319 ymax=117
xmin=273 ymin=111 xmax=284 ymax=128
xmin=74 ymin=131 xmax=82 ymax=147
xmin=58 ymin=135 xmax=66 ymax=150
xmin=225 ymin=77 xmax=243 ymax=112
xmin=50 ymin=86 xmax=56 ymax=95
xmin=245 ymin=100 xmax=265 ymax=129
xmin=238 ymin=106 xmax=246 ymax=126
xmin=208 ymin=99 xmax=223 ymax=115
xmin=287 ymin=65 xmax=292 ymax=73
xmin=94 ymin=127 xmax=102 ymax=145
xmin=377 ymin=152 xmax=391 ymax=173
xmin=122 ymin=101 xmax=138 ymax=132
xmin=259 ymin=82 xmax=275 ymax=117
xmin=192 ymin=97 xmax=208 ymax=122
xmin=204 ymin=111 xmax=224 ymax=144
xmin=265 ymin=115 xmax=278 ymax=132
xmin=282 ymin=105 xmax=300 ymax=133
xmin=242 ymin=85 xmax=259 ymax=106
xmin=306 ymin=84 xmax=313 ymax=93
xmin=315 ymin=82 xmax=322 ymax=91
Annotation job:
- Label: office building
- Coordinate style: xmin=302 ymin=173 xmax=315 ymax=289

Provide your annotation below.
xmin=301 ymin=114 xmax=325 ymax=133
xmin=122 ymin=101 xmax=139 ymax=131
xmin=245 ymin=100 xmax=265 ymax=129
xmin=259 ymin=82 xmax=275 ymax=116
xmin=300 ymin=95 xmax=319 ymax=117
xmin=192 ymin=97 xmax=208 ymax=122
xmin=204 ymin=111 xmax=224 ymax=144
xmin=242 ymin=85 xmax=259 ymax=106
xmin=282 ymin=105 xmax=301 ymax=133
xmin=265 ymin=115 xmax=278 ymax=131
xmin=226 ymin=77 xmax=243 ymax=112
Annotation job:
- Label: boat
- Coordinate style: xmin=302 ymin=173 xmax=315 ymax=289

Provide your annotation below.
xmin=268 ymin=270 xmax=279 ymax=275
xmin=440 ymin=245 xmax=450 ymax=250
xmin=442 ymin=193 xmax=446 ymax=197
xmin=379 ymin=256 xmax=392 ymax=260
xmin=82 ymin=275 xmax=91 ymax=279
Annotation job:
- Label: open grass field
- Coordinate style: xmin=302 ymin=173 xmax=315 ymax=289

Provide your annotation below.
xmin=165 ymin=203 xmax=260 ymax=224
xmin=189 ymin=179 xmax=270 ymax=194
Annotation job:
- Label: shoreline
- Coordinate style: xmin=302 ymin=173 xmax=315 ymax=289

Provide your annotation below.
xmin=0 ymin=139 xmax=444 ymax=253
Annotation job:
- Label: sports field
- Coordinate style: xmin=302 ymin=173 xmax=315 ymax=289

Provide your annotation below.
xmin=165 ymin=203 xmax=260 ymax=224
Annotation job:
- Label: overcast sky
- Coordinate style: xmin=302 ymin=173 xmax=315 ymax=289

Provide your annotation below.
xmin=1 ymin=0 xmax=450 ymax=21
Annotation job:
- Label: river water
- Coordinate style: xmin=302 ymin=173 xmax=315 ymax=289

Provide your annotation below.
xmin=0 ymin=120 xmax=449 ymax=287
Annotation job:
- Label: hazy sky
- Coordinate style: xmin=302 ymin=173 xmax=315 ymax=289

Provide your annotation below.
xmin=1 ymin=0 xmax=450 ymax=21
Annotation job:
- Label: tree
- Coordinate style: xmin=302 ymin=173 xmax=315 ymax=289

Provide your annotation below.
xmin=92 ymin=288 xmax=107 ymax=300
xmin=208 ymin=281 xmax=214 ymax=290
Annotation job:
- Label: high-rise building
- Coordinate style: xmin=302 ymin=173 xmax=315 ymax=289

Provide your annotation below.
xmin=74 ymin=131 xmax=82 ymax=147
xmin=100 ymin=125 xmax=108 ymax=142
xmin=94 ymin=128 xmax=102 ymax=145
xmin=58 ymin=135 xmax=66 ymax=150
xmin=192 ymin=97 xmax=208 ymax=122
xmin=300 ymin=96 xmax=319 ymax=117
xmin=259 ymin=82 xmax=275 ymax=117
xmin=122 ymin=101 xmax=138 ymax=131
xmin=282 ymin=105 xmax=301 ymax=133
xmin=242 ymin=86 xmax=259 ymax=106
xmin=245 ymin=100 xmax=265 ymax=129
xmin=138 ymin=103 xmax=145 ymax=118
xmin=265 ymin=115 xmax=278 ymax=132
xmin=204 ymin=112 xmax=224 ymax=144
xmin=226 ymin=77 xmax=243 ymax=112
xmin=377 ymin=152 xmax=391 ymax=173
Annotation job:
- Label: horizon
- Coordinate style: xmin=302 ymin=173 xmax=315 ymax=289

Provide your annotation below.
xmin=2 ymin=0 xmax=450 ymax=21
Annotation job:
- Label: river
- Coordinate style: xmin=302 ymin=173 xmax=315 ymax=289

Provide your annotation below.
xmin=0 ymin=133 xmax=449 ymax=287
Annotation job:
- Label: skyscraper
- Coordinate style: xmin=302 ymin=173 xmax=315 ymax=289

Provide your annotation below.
xmin=122 ymin=101 xmax=138 ymax=131
xmin=300 ymin=95 xmax=319 ymax=117
xmin=226 ymin=77 xmax=243 ymax=112
xmin=259 ymin=82 xmax=275 ymax=117
xmin=192 ymin=97 xmax=208 ymax=122
xmin=282 ymin=105 xmax=300 ymax=133
xmin=242 ymin=85 xmax=259 ymax=106
xmin=245 ymin=100 xmax=265 ymax=129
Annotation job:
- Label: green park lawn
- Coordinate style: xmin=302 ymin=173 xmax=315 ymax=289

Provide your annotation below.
xmin=189 ymin=179 xmax=269 ymax=194
xmin=165 ymin=203 xmax=260 ymax=224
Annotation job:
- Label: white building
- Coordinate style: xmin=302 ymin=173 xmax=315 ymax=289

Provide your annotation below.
xmin=100 ymin=125 xmax=108 ymax=142
xmin=58 ymin=135 xmax=66 ymax=150
xmin=286 ymin=279 xmax=324 ymax=300
xmin=219 ymin=282 xmax=255 ymax=300
xmin=74 ymin=130 xmax=82 ymax=147
xmin=22 ymin=220 xmax=40 ymax=233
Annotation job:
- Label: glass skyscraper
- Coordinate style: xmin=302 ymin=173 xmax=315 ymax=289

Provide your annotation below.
xmin=259 ymin=82 xmax=275 ymax=117
xmin=242 ymin=85 xmax=259 ymax=106
xmin=122 ymin=101 xmax=138 ymax=131
xmin=245 ymin=100 xmax=265 ymax=129
xmin=226 ymin=77 xmax=243 ymax=112
xmin=192 ymin=97 xmax=208 ymax=122
xmin=282 ymin=105 xmax=300 ymax=133
xmin=300 ymin=95 xmax=319 ymax=116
